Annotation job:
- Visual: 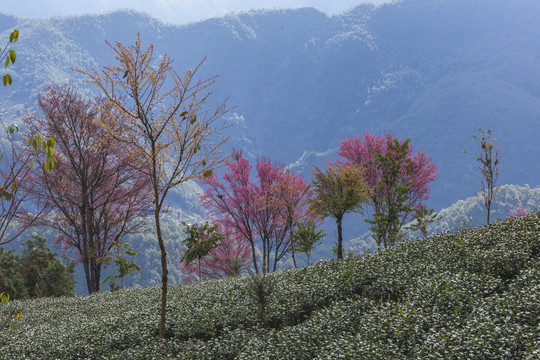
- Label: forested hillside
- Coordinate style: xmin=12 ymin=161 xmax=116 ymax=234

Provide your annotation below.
xmin=1 ymin=0 xmax=539 ymax=211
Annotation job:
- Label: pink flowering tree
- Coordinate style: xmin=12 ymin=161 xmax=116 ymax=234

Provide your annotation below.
xmin=200 ymin=149 xmax=316 ymax=273
xmin=339 ymin=133 xmax=437 ymax=248
xmin=22 ymin=85 xmax=152 ymax=294
xmin=264 ymin=162 xmax=319 ymax=268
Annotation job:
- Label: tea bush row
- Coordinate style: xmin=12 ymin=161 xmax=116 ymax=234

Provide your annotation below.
xmin=1 ymin=214 xmax=538 ymax=358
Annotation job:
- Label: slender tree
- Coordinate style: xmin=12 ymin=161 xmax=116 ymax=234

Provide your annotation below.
xmin=471 ymin=128 xmax=501 ymax=225
xmin=98 ymin=237 xmax=141 ymax=291
xmin=339 ymin=133 xmax=437 ymax=248
xmin=179 ymin=221 xmax=250 ymax=282
xmin=76 ymin=35 xmax=229 ymax=338
xmin=308 ymin=163 xmax=370 ymax=259
xmin=291 ymin=218 xmax=326 ymax=266
xmin=22 ymin=84 xmax=152 ymax=294
xmin=408 ymin=204 xmax=441 ymax=238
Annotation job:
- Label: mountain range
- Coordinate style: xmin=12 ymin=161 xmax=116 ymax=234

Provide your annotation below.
xmin=1 ymin=0 xmax=539 ymax=212
xmin=1 ymin=0 xmax=539 ymax=293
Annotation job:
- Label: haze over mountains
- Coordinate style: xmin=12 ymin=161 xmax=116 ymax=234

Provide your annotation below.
xmin=2 ymin=0 xmax=539 ymax=294
xmin=1 ymin=0 xmax=538 ymax=214
xmin=3 ymin=0 xmax=382 ymax=25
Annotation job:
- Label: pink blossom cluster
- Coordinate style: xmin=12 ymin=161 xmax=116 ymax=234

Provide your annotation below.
xmin=507 ymin=207 xmax=537 ymax=219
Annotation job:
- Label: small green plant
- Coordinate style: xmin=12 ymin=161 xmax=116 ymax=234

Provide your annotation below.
xmin=292 ymin=218 xmax=326 ymax=266
xmin=98 ymin=238 xmax=140 ymax=290
xmin=245 ymin=270 xmax=279 ymax=328
xmin=409 ymin=204 xmax=442 ymax=237
xmin=1 ymin=292 xmax=22 ymax=341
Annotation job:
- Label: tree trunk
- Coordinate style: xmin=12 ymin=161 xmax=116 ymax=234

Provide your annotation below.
xmin=336 ymin=216 xmax=343 ymax=259
xmin=82 ymin=260 xmax=92 ymax=294
xmin=155 ymin=203 xmax=168 ymax=339
xmin=82 ymin=258 xmax=101 ymax=294
xmin=249 ymin=238 xmax=259 ymax=274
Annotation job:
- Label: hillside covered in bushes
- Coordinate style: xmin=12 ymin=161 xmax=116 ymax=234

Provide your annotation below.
xmin=1 ymin=213 xmax=538 ymax=359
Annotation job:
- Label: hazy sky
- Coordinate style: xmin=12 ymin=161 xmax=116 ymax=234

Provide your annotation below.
xmin=3 ymin=0 xmax=388 ymax=25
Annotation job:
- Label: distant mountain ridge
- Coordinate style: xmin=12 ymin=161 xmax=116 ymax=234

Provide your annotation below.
xmin=1 ymin=0 xmax=539 ymax=212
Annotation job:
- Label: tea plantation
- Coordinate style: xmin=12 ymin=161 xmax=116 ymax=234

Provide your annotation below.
xmin=1 ymin=213 xmax=539 ymax=359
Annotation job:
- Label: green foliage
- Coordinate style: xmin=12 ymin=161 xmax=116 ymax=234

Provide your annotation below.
xmin=0 ymin=213 xmax=538 ymax=358
xmin=245 ymin=271 xmax=279 ymax=328
xmin=98 ymin=238 xmax=141 ymax=291
xmin=368 ymin=138 xmax=414 ymax=249
xmin=0 ymin=235 xmax=74 ymax=300
xmin=408 ymin=204 xmax=441 ymax=237
xmin=180 ymin=222 xmax=223 ymax=266
xmin=0 ymin=291 xmax=22 ymax=337
xmin=0 ymin=249 xmax=27 ymax=299
xmin=0 ymin=126 xmax=56 ymax=203
xmin=27 ymin=133 xmax=56 ymax=171
xmin=1 ymin=29 xmax=19 ymax=87
xmin=309 ymin=163 xmax=370 ymax=259
xmin=292 ymin=218 xmax=326 ymax=266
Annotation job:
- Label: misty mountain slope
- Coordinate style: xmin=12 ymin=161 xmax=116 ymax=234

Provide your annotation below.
xmin=1 ymin=0 xmax=539 ymax=212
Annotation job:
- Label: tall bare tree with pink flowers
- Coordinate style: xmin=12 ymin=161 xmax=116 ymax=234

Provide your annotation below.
xmin=22 ymin=85 xmax=152 ymax=294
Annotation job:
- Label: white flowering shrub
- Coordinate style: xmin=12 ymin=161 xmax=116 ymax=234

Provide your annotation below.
xmin=0 ymin=213 xmax=538 ymax=359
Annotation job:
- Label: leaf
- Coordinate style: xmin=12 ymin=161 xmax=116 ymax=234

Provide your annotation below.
xmin=47 ymin=137 xmax=55 ymax=148
xmin=17 ymin=311 xmax=22 ymax=319
xmin=6 ymin=124 xmax=18 ymax=134
xmin=29 ymin=159 xmax=33 ymax=169
xmin=123 ymin=70 xmax=128 ymax=79
xmin=9 ymin=30 xmax=19 ymax=43
xmin=47 ymin=147 xmax=53 ymax=159
xmin=4 ymin=56 xmax=9 ymax=68
xmin=180 ymin=111 xmax=188 ymax=117
xmin=9 ymin=50 xmax=16 ymax=64
xmin=203 ymin=169 xmax=212 ymax=178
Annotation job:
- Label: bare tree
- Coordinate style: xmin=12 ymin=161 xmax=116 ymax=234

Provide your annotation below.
xmin=75 ymin=35 xmax=229 ymax=339
xmin=467 ymin=128 xmax=501 ymax=225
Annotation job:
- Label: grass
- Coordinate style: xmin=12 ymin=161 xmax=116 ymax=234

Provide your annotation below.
xmin=1 ymin=213 xmax=539 ymax=359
